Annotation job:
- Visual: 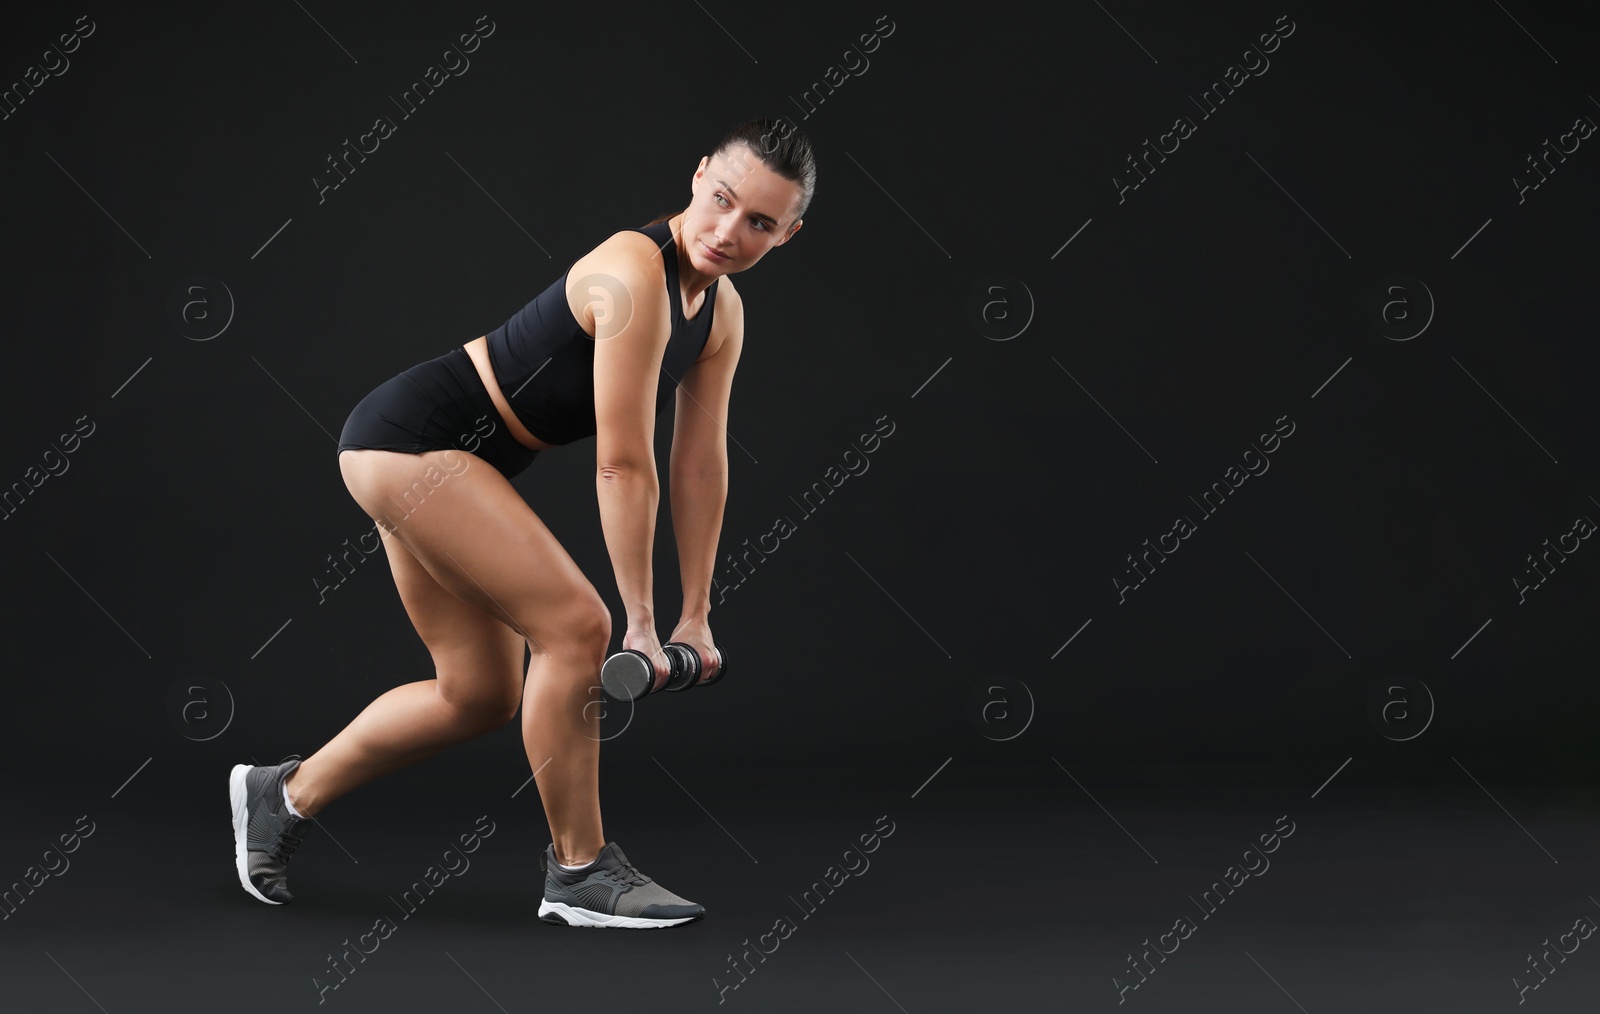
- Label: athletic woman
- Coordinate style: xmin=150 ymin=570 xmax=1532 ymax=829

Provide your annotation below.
xmin=229 ymin=119 xmax=814 ymax=929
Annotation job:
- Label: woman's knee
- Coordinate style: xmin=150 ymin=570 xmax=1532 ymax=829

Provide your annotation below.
xmin=434 ymin=669 xmax=522 ymax=729
xmin=535 ymin=595 xmax=611 ymax=661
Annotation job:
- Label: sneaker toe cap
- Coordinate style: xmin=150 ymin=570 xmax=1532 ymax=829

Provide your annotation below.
xmin=639 ymin=900 xmax=704 ymax=919
xmin=251 ymin=874 xmax=295 ymax=904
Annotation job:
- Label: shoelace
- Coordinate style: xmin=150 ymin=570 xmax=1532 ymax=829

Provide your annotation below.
xmin=270 ymin=826 xmax=303 ymax=864
xmin=600 ymin=860 xmax=649 ymax=887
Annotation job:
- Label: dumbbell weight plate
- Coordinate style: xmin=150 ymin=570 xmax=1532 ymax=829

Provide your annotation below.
xmin=601 ymin=649 xmax=658 ymax=702
xmin=661 ymin=642 xmax=701 ymax=691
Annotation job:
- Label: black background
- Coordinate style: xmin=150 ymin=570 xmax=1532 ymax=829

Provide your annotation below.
xmin=2 ymin=3 xmax=1598 ymax=1012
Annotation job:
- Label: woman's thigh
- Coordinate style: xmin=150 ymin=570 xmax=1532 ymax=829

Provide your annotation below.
xmin=338 ymin=447 xmax=611 ymax=680
xmin=371 ymin=518 xmax=527 ymax=721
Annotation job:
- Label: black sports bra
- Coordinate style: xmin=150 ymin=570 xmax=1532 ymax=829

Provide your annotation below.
xmin=483 ymin=220 xmax=719 ymax=445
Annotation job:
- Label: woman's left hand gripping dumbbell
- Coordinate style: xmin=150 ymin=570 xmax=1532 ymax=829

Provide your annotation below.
xmin=667 ymin=617 xmax=724 ymax=688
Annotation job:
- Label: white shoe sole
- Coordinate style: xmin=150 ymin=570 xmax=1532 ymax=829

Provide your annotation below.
xmin=537 ymin=899 xmax=698 ymax=929
xmin=230 ymin=764 xmax=282 ymax=905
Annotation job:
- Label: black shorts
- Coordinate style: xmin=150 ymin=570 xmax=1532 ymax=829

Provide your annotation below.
xmin=336 ymin=346 xmax=540 ymax=480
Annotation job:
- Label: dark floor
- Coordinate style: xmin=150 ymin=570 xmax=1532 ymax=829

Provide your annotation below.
xmin=2 ymin=757 xmax=1597 ymax=1013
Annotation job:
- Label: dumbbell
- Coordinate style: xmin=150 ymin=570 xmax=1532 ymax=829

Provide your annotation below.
xmin=601 ymin=641 xmax=728 ymax=702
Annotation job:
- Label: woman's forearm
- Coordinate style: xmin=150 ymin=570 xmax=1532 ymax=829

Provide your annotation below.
xmin=596 ymin=466 xmax=659 ymax=624
xmin=670 ymin=452 xmax=728 ymax=621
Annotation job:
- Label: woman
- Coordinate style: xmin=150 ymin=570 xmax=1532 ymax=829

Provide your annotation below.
xmin=228 ymin=118 xmax=814 ymax=929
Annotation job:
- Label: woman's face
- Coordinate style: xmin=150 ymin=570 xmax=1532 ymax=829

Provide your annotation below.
xmin=683 ymin=145 xmax=803 ymax=275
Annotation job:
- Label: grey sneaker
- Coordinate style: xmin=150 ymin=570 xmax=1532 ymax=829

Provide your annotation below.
xmin=538 ymin=842 xmax=704 ymax=928
xmin=229 ymin=759 xmax=315 ymax=905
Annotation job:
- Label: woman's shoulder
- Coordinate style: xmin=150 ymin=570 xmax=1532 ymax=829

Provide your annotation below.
xmin=700 ymin=274 xmax=743 ymax=362
xmin=713 ymin=272 xmax=741 ymax=317
xmin=570 ymin=227 xmax=664 ymax=281
xmin=562 ymin=229 xmax=672 ymax=339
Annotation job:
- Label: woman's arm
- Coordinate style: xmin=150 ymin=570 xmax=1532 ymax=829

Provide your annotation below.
xmin=592 ymin=237 xmax=674 ymax=628
xmin=670 ymin=283 xmax=744 ymax=622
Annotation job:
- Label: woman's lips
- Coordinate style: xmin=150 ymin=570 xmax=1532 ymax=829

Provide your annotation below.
xmin=702 ymin=241 xmax=730 ymax=262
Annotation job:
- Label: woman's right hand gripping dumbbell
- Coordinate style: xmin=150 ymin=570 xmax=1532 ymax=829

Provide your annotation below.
xmin=620 ymin=622 xmax=673 ymax=695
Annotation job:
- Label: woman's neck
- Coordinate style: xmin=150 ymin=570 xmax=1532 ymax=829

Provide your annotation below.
xmin=666 ymin=212 xmax=716 ymax=309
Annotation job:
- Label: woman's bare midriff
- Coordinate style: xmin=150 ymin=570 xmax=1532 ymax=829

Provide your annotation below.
xmin=462 ymin=335 xmax=562 ymax=452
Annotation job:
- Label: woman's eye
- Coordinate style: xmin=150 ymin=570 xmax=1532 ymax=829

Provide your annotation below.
xmin=714 ymin=191 xmax=765 ymax=230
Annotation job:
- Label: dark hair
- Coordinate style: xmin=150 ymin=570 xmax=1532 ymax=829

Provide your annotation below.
xmin=642 ymin=118 xmax=816 ymax=231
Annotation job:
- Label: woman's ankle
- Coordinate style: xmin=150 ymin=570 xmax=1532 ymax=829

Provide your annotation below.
xmin=553 ymin=842 xmax=601 ymax=867
xmin=284 ymin=769 xmax=317 ymax=818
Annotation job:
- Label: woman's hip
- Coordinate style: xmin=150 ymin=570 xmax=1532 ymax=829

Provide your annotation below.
xmin=337 ymin=347 xmax=539 ymax=481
